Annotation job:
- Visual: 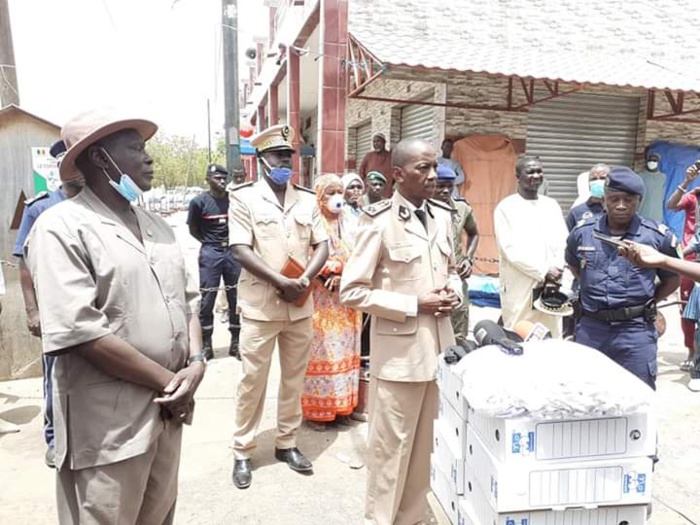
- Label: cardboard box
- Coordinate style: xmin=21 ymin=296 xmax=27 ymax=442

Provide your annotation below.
xmin=439 ymin=394 xmax=468 ymax=455
xmin=465 ymin=425 xmax=653 ymax=512
xmin=433 ymin=420 xmax=465 ymax=495
xmin=437 ymin=354 xmax=470 ymax=418
xmin=458 ymin=485 xmax=648 ymax=525
xmin=468 ymin=408 xmax=656 ymax=464
xmin=430 ymin=455 xmax=459 ymax=524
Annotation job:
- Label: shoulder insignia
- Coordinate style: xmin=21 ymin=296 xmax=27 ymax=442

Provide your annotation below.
xmin=427 ymin=198 xmax=452 ymax=213
xmin=293 ymin=184 xmax=315 ymax=195
xmin=25 ymin=191 xmax=49 ymax=206
xmin=658 ymin=223 xmax=669 ymax=235
xmin=229 ymin=181 xmax=254 ymax=191
xmin=363 ymin=199 xmax=392 ymax=218
xmin=573 ymin=217 xmax=594 ymax=230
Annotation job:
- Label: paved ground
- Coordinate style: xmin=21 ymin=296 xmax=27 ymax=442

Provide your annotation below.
xmin=1 ymin=212 xmax=699 ymax=524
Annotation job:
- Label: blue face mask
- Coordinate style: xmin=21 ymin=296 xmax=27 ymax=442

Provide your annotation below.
xmin=101 ymin=149 xmax=144 ymax=202
xmin=590 ymin=179 xmax=605 ymax=199
xmin=262 ymin=157 xmax=292 ymax=185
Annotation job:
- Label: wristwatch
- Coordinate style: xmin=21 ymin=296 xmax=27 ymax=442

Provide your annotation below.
xmin=300 ymin=276 xmax=311 ymax=288
xmin=187 ymin=354 xmax=206 ymax=366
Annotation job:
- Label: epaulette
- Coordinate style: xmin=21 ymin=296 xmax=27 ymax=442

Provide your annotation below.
xmin=229 ymin=181 xmax=254 ymax=191
xmin=427 ymin=198 xmax=452 ymax=213
xmin=293 ymin=184 xmax=315 ymax=195
xmin=573 ymin=216 xmax=596 ymax=230
xmin=24 ymin=191 xmax=49 ymax=206
xmin=363 ymin=199 xmax=392 ymax=217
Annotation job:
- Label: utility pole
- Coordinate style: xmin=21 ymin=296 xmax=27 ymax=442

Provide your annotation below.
xmin=222 ymin=0 xmax=242 ymax=176
xmin=0 ymin=0 xmax=20 ymax=107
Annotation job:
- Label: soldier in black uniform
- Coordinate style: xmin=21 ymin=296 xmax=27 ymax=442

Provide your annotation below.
xmin=188 ymin=163 xmax=242 ymax=360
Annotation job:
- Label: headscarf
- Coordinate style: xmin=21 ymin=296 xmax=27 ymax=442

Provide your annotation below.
xmin=313 ymin=173 xmax=349 ymax=260
xmin=314 ymin=173 xmax=344 ymax=211
xmin=341 ymin=172 xmax=364 ymax=191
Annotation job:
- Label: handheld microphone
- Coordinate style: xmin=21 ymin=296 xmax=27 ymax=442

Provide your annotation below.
xmin=513 ymin=320 xmax=552 ymax=342
xmin=473 ymin=320 xmax=523 ymax=356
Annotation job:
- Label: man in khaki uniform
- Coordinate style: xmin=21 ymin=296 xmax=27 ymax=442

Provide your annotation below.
xmin=340 ymin=138 xmax=463 ymax=525
xmin=433 ymin=163 xmax=480 ymax=346
xmin=25 ymin=109 xmax=204 ymax=524
xmin=229 ymin=124 xmax=329 ymax=489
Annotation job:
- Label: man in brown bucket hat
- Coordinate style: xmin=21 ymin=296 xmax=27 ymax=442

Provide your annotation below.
xmin=25 ymin=108 xmax=204 ymax=524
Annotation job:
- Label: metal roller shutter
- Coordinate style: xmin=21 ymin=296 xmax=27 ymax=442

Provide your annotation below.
xmin=400 ymin=98 xmax=435 ymax=142
xmin=526 ymin=93 xmax=640 ymax=211
xmin=355 ymin=122 xmax=373 ymax=164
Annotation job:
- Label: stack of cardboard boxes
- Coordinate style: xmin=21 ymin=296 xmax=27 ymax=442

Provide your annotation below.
xmin=432 ymin=355 xmax=655 ymax=525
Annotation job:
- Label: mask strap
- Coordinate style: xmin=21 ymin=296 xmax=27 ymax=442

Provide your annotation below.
xmin=100 ymin=147 xmax=125 ymax=179
xmin=259 ymin=156 xmax=272 ymax=171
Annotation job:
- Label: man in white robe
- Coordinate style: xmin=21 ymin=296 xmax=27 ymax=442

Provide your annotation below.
xmin=494 ymin=156 xmax=568 ymax=337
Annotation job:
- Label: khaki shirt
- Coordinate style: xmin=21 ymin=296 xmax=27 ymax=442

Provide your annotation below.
xmin=340 ymin=192 xmax=462 ymax=382
xmin=25 ymin=186 xmax=199 ymax=471
xmin=450 ymin=198 xmax=477 ymax=266
xmin=229 ymin=180 xmax=328 ymax=322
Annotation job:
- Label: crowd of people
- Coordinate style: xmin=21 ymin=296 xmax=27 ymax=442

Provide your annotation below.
xmin=8 ymin=111 xmax=700 ymax=524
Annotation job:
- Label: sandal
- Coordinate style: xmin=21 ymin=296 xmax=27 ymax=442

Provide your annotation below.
xmin=305 ymin=421 xmax=327 ymax=432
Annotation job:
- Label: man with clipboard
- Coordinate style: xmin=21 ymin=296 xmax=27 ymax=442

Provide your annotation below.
xmin=228 ymin=125 xmax=329 ymax=489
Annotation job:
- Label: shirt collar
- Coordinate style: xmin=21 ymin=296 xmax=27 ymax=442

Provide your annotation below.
xmin=596 ymin=213 xmax=642 ymax=237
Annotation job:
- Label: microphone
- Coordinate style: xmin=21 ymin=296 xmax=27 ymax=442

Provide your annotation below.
xmin=443 ymin=340 xmax=479 ymax=364
xmin=513 ymin=320 xmax=552 ymax=342
xmin=473 ymin=320 xmax=523 ymax=356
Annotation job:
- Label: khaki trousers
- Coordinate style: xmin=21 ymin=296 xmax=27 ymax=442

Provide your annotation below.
xmin=232 ymin=315 xmax=313 ymax=459
xmin=56 ymin=421 xmax=182 ymax=525
xmin=365 ymin=378 xmax=438 ymax=525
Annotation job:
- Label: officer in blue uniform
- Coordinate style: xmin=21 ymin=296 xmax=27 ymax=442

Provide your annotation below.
xmin=188 ymin=163 xmax=242 ymax=360
xmin=566 ymin=167 xmax=680 ymax=389
xmin=13 ymin=139 xmax=83 ymax=468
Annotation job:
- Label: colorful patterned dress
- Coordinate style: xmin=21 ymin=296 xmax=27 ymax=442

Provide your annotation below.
xmin=301 ymin=215 xmax=362 ymax=422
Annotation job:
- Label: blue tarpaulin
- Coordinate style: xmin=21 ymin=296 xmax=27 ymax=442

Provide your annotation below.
xmin=467 ymin=275 xmax=501 ymax=308
xmin=646 ymin=140 xmax=700 ymax=240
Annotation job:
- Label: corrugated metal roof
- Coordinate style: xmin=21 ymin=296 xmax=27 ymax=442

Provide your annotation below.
xmin=348 ymin=0 xmax=700 ymax=92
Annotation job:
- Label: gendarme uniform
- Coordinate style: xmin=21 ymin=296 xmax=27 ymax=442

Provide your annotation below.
xmin=229 ymin=125 xmax=328 ymax=461
xmin=566 ymin=167 xmax=680 ymax=389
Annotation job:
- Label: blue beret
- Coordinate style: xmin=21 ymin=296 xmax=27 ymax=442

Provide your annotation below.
xmin=605 ymin=167 xmax=645 ymax=197
xmin=436 ymin=164 xmax=456 ymax=181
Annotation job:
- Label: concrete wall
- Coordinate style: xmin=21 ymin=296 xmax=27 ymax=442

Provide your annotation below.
xmin=0 ymin=112 xmax=59 ymax=380
xmin=345 ymin=70 xmax=700 ymax=169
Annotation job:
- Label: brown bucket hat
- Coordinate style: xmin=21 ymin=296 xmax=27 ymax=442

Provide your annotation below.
xmin=59 ymin=108 xmax=157 ymax=181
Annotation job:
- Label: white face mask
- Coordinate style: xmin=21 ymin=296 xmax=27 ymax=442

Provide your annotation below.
xmin=646 ymin=161 xmax=659 ymax=171
xmin=325 ymin=194 xmax=344 ymax=214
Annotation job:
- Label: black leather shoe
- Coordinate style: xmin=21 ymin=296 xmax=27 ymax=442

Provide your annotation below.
xmin=275 ymin=447 xmax=313 ymax=473
xmin=202 ymin=338 xmax=214 ymax=362
xmin=228 ymin=339 xmax=241 ymax=360
xmin=232 ymin=459 xmax=252 ymax=489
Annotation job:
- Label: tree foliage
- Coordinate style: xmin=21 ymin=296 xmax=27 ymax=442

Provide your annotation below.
xmin=147 ymin=133 xmax=225 ymax=189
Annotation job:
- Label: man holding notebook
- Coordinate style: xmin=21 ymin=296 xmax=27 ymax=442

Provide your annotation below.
xmin=228 ymin=124 xmax=329 ymax=489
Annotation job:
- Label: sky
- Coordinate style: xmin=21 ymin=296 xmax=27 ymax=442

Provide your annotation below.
xmin=8 ymin=0 xmax=267 ymax=145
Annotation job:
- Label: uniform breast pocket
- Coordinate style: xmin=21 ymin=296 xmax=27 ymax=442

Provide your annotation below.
xmin=387 ymin=244 xmax=423 ymax=281
xmin=435 ymin=239 xmax=452 ymax=279
xmin=294 ymin=213 xmax=312 ymax=242
xmin=253 ymin=214 xmax=279 ymax=239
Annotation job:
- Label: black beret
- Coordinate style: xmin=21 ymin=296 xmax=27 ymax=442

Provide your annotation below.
xmin=207 ymin=163 xmax=228 ymax=176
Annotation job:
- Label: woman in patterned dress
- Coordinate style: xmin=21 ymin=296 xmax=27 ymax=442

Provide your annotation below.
xmin=301 ymin=174 xmax=362 ymax=430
